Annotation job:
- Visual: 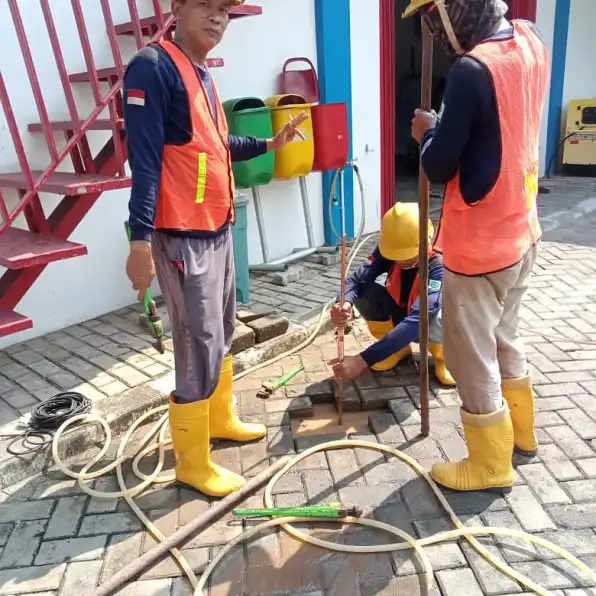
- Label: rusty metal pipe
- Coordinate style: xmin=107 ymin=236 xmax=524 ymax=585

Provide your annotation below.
xmin=92 ymin=456 xmax=291 ymax=596
xmin=418 ymin=22 xmax=434 ymax=438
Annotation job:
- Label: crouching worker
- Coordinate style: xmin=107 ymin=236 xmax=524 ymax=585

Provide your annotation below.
xmin=123 ymin=0 xmax=306 ymax=498
xmin=330 ymin=203 xmax=454 ymax=386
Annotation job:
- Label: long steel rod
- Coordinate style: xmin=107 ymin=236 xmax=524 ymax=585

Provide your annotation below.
xmin=92 ymin=456 xmax=291 ymax=596
xmin=337 ymin=169 xmax=347 ymax=425
xmin=298 ymin=176 xmax=316 ymax=249
xmin=252 ymin=186 xmax=271 ymax=263
xmin=418 ymin=22 xmax=434 ymax=438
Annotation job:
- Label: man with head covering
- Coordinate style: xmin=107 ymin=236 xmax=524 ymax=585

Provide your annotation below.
xmin=406 ymin=0 xmax=549 ymax=493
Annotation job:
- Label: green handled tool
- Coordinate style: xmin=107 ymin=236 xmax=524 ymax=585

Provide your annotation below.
xmin=257 ymin=364 xmax=305 ymax=399
xmin=124 ymin=222 xmax=166 ymax=354
xmin=233 ymin=503 xmax=362 ymax=519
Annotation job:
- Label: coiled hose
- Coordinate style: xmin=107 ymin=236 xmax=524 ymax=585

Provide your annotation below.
xmin=51 ymin=165 xmax=595 ymax=595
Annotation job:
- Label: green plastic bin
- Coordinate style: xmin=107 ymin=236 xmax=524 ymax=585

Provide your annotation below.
xmin=223 ymin=97 xmax=274 ymax=189
xmin=232 ymin=192 xmax=250 ymax=304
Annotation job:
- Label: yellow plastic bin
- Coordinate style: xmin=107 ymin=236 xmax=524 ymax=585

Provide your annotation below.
xmin=265 ymin=94 xmax=314 ymax=180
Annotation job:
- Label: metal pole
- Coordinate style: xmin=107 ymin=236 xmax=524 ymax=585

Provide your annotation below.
xmin=418 ymin=22 xmax=433 ymax=438
xmin=337 ymin=168 xmax=347 ymax=426
xmin=252 ymin=186 xmax=270 ymax=263
xmin=93 ymin=456 xmax=291 ymax=596
xmin=298 ymin=176 xmax=316 ymax=249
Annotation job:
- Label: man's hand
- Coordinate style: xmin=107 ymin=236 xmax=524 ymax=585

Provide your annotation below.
xmin=267 ymin=112 xmax=309 ymax=151
xmin=126 ymin=240 xmax=156 ymax=301
xmin=330 ymin=302 xmax=353 ymax=328
xmin=411 ymin=109 xmax=437 ymax=144
xmin=329 ymin=354 xmax=368 ymax=382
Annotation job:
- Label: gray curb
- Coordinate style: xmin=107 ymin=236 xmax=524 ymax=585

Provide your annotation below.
xmin=540 ymin=197 xmax=596 ymax=234
xmin=0 ymin=313 xmax=334 ymax=490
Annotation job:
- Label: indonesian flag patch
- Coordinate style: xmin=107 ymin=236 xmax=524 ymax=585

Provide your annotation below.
xmin=127 ymin=89 xmax=146 ymax=107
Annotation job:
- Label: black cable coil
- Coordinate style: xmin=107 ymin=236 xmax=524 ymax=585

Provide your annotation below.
xmin=1 ymin=391 xmax=92 ymax=456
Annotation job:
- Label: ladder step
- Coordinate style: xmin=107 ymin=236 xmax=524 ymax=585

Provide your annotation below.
xmin=0 ymin=309 xmax=32 ymax=337
xmin=0 ymin=227 xmax=87 ymax=269
xmin=0 ymin=171 xmax=130 ymax=195
xmin=28 ymin=118 xmax=124 ymax=133
xmin=114 ymin=5 xmax=262 ymax=35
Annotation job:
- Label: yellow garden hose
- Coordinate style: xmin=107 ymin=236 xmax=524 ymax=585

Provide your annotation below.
xmin=50 ymin=166 xmax=595 ymax=594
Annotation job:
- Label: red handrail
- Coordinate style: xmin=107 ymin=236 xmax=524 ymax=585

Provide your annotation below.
xmin=0 ymin=1 xmax=176 ymax=233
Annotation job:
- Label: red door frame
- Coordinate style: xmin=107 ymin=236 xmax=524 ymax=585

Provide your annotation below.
xmin=379 ymin=0 xmax=538 ymax=219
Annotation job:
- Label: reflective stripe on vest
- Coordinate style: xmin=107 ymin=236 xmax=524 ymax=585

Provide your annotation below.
xmin=435 ymin=21 xmax=549 ymax=276
xmin=154 ymin=41 xmax=235 ymax=232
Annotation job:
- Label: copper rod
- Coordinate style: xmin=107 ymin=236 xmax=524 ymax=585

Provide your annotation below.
xmin=418 ymin=22 xmax=434 ymax=437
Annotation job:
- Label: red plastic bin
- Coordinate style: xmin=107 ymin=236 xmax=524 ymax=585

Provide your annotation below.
xmin=281 ymin=57 xmax=320 ymax=103
xmin=311 ymin=102 xmax=349 ymax=172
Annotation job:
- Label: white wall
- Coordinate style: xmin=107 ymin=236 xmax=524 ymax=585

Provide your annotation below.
xmin=0 ymin=0 xmax=320 ymax=348
xmin=350 ymin=0 xmax=382 ymax=235
xmin=561 ymin=0 xmax=596 ymax=135
xmin=536 ymin=0 xmax=556 ymax=176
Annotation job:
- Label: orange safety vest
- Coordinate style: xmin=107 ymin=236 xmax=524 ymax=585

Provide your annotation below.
xmin=386 ymin=253 xmax=441 ymax=314
xmin=154 ymin=41 xmax=235 ymax=232
xmin=434 ymin=21 xmax=549 ymax=276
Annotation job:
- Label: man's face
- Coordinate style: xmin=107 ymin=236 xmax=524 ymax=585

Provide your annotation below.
xmin=395 ymin=256 xmax=419 ymax=270
xmin=172 ymin=0 xmax=233 ymax=52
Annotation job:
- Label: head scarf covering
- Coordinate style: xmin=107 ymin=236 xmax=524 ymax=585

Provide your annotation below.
xmin=422 ymin=0 xmax=509 ymax=55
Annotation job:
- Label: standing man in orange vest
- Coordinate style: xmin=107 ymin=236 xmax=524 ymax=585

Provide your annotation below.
xmin=123 ymin=0 xmax=306 ymax=498
xmin=405 ymin=0 xmax=549 ymax=493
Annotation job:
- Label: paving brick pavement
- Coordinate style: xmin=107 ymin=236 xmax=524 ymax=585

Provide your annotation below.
xmin=1 ymin=177 xmax=596 ymax=594
xmin=0 ymin=205 xmax=596 ymax=594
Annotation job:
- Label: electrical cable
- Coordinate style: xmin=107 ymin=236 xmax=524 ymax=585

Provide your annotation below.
xmin=0 ymin=391 xmax=91 ymax=456
xmin=51 ymin=164 xmax=595 ymax=595
xmin=545 ymin=127 xmax=584 ymax=178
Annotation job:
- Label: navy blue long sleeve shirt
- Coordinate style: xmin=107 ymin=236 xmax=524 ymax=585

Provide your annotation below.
xmin=420 ymin=24 xmax=517 ymax=205
xmin=340 ymin=247 xmax=444 ymax=367
xmin=123 ymin=45 xmax=268 ymax=241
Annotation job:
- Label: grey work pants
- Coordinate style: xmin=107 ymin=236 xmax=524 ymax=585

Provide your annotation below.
xmin=442 ymin=243 xmax=538 ymax=415
xmin=152 ymin=229 xmax=236 ymax=403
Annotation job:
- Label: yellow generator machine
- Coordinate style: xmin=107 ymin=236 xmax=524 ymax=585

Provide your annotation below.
xmin=562 ymin=99 xmax=596 ymax=166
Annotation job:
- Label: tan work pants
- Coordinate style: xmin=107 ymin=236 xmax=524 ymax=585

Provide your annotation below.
xmin=442 ymin=244 xmax=538 ymax=415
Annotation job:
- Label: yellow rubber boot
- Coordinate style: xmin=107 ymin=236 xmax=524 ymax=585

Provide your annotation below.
xmin=209 ymin=355 xmax=266 ymax=442
xmin=430 ymin=404 xmax=514 ymax=493
xmin=502 ymin=375 xmax=538 ymax=457
xmin=428 ymin=343 xmax=456 ymax=386
xmin=366 ymin=319 xmax=412 ymax=371
xmin=168 ymin=396 xmax=246 ymax=497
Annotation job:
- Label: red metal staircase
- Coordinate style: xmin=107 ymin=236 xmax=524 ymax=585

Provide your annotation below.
xmin=0 ymin=0 xmax=261 ymax=338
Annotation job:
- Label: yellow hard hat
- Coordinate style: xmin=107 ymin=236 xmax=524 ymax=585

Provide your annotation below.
xmin=402 ymin=0 xmax=434 ymax=18
xmin=379 ymin=202 xmax=434 ymax=262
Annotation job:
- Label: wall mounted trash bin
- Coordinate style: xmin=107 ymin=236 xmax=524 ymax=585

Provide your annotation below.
xmin=311 ymin=102 xmax=349 ymax=172
xmin=223 ymin=97 xmax=275 ymax=189
xmin=265 ymin=94 xmax=314 ymax=180
xmin=280 ymin=57 xmax=320 ymax=103
xmin=231 ymin=192 xmax=250 ymax=304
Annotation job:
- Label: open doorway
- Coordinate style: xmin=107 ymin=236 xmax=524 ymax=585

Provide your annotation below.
xmin=393 ymin=0 xmax=454 ymax=212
